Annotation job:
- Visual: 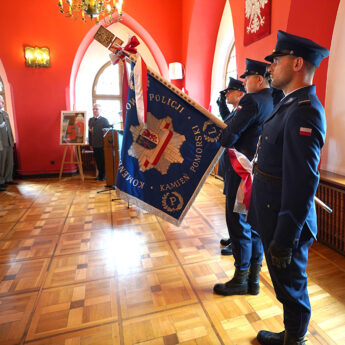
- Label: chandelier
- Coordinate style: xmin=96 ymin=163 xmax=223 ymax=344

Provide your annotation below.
xmin=58 ymin=0 xmax=123 ymax=23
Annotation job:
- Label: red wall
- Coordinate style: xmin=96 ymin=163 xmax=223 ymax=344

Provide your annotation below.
xmin=183 ymin=0 xmax=226 ymax=107
xmin=228 ymin=0 xmax=340 ymax=104
xmin=0 ymin=2 xmax=91 ymax=175
xmin=0 ymin=0 xmax=183 ymax=175
xmin=229 ymin=0 xmax=291 ymax=77
xmin=286 ymin=0 xmax=340 ymax=104
xmin=0 ymin=0 xmax=341 ymax=175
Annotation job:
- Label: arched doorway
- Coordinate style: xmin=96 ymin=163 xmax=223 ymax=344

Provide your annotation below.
xmin=71 ymin=19 xmax=166 ymax=131
xmin=210 ymin=1 xmax=237 ymax=116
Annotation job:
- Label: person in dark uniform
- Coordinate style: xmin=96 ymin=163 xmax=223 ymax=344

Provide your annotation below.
xmin=216 ymin=78 xmax=246 ymax=255
xmin=247 ymin=31 xmax=330 ymax=345
xmin=0 ymin=95 xmax=17 ymax=191
xmin=88 ymin=104 xmax=110 ymax=181
xmin=213 ymin=59 xmax=274 ymax=296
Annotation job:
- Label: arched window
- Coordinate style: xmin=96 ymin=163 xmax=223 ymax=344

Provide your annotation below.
xmin=225 ymin=43 xmax=237 ymax=84
xmin=221 ymin=42 xmax=238 ymax=113
xmin=92 ymin=61 xmax=125 ymax=128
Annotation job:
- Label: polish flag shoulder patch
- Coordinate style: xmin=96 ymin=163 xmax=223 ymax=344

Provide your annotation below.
xmin=299 ymin=127 xmax=312 ymax=136
xmin=237 ymin=105 xmax=242 ymax=111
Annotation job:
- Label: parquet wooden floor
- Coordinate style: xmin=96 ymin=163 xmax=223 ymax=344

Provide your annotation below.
xmin=0 ymin=176 xmax=344 ymax=344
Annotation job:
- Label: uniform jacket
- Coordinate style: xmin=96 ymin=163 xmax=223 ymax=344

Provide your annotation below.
xmin=217 ymin=95 xmax=235 ymax=179
xmin=0 ymin=110 xmax=14 ymax=151
xmin=88 ymin=116 xmax=110 ymax=148
xmin=271 ymin=87 xmax=284 ymax=106
xmin=248 ymin=86 xmax=326 ymax=248
xmin=219 ymin=88 xmax=274 ymax=160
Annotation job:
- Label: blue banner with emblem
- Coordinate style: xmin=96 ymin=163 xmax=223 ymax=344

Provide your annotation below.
xmin=116 ymin=67 xmax=224 ymax=225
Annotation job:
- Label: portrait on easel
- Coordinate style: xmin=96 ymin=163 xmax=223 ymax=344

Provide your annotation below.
xmin=60 ymin=111 xmax=86 ymax=145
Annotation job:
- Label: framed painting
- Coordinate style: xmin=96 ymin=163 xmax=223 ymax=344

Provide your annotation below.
xmin=60 ymin=111 xmax=86 ymax=145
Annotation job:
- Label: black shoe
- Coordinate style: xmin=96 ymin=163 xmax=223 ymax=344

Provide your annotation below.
xmin=220 ymin=238 xmax=231 ymax=246
xmin=284 ymin=332 xmax=306 ymax=345
xmin=6 ymin=181 xmax=18 ymax=185
xmin=248 ymin=263 xmax=261 ymax=295
xmin=257 ymin=330 xmax=285 ymax=345
xmin=221 ymin=243 xmax=233 ymax=255
xmin=213 ymin=268 xmax=249 ymax=296
xmin=0 ymin=184 xmax=7 ymax=188
xmin=0 ymin=187 xmax=6 ymax=192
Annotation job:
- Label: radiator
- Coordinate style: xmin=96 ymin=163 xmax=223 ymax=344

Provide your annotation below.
xmin=316 ymin=182 xmax=345 ymax=256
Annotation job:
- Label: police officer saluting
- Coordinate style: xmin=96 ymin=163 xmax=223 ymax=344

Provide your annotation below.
xmin=213 ymin=59 xmax=273 ymax=296
xmin=216 ymin=77 xmax=246 ymax=254
xmin=248 ymin=31 xmax=330 ymax=345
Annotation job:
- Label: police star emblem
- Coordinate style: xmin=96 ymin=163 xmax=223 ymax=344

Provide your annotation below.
xmin=128 ymin=112 xmax=186 ymax=174
xmin=284 ymin=97 xmax=295 ymax=104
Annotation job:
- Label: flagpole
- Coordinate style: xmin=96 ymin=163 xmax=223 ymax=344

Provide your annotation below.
xmin=93 ymin=25 xmax=226 ymax=129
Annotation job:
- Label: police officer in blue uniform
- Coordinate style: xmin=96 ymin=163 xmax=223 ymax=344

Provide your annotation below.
xmin=213 ymin=59 xmax=274 ymax=296
xmin=247 ymin=31 xmax=330 ymax=345
xmin=216 ymin=78 xmax=246 ymax=254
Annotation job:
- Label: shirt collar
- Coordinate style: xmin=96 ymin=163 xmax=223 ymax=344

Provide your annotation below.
xmin=280 ymin=85 xmax=314 ymax=103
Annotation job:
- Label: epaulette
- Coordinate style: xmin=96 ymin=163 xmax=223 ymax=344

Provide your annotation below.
xmin=297 ymin=88 xmax=311 ymax=106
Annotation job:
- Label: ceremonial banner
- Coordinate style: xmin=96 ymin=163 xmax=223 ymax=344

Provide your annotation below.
xmin=116 ymin=67 xmax=224 ymax=225
xmin=244 ymin=0 xmax=271 ymax=46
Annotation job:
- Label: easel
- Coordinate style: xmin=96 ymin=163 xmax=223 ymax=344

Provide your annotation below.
xmin=59 ymin=145 xmax=84 ymax=181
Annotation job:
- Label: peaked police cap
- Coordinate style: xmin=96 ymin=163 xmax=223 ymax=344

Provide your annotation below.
xmin=222 ymin=77 xmax=246 ymax=93
xmin=240 ymin=58 xmax=269 ymax=78
xmin=265 ymin=30 xmax=330 ymax=67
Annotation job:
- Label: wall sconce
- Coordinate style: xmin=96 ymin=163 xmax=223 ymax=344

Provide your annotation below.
xmin=24 ymin=46 xmax=50 ymax=67
xmin=169 ymin=62 xmax=184 ymax=80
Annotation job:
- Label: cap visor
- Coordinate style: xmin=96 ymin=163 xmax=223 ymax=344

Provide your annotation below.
xmin=264 ymin=54 xmax=275 ymax=62
xmin=239 ymin=72 xmax=247 ymax=79
xmin=265 ymin=52 xmax=289 ymax=62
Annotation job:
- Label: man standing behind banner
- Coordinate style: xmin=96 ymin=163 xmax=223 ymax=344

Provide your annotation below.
xmin=88 ymin=104 xmax=110 ymax=181
xmin=216 ymin=78 xmax=246 ymax=255
xmin=248 ymin=31 xmax=329 ymax=345
xmin=213 ymin=59 xmax=273 ymax=296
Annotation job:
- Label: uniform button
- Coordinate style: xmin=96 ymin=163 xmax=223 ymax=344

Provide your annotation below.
xmin=266 ymin=204 xmax=271 ymax=208
xmin=265 ymin=136 xmax=268 ymax=140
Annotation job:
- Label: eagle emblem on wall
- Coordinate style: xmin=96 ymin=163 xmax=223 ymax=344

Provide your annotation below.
xmin=245 ymin=0 xmax=269 ymax=34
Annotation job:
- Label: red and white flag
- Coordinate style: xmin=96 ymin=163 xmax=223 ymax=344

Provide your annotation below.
xmin=228 ymin=149 xmax=253 ymax=214
xmin=109 ymin=35 xmax=147 ymax=126
xmin=133 ymin=56 xmax=148 ymax=125
xmin=299 ymin=127 xmax=312 ymax=136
